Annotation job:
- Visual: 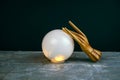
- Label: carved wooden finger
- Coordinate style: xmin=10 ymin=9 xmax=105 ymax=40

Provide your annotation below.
xmin=69 ymin=30 xmax=89 ymax=44
xmin=68 ymin=21 xmax=87 ymax=38
xmin=62 ymin=27 xmax=84 ymax=46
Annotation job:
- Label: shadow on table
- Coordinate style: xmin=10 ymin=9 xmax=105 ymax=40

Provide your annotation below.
xmin=23 ymin=53 xmax=50 ymax=64
xmin=67 ymin=57 xmax=93 ymax=63
xmin=25 ymin=52 xmax=97 ymax=64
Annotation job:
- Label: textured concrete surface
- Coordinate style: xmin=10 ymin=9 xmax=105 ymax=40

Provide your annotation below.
xmin=0 ymin=51 xmax=120 ymax=80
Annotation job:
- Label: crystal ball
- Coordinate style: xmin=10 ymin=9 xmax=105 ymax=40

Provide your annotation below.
xmin=42 ymin=29 xmax=74 ymax=63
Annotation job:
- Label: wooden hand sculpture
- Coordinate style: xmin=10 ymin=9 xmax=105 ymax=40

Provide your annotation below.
xmin=62 ymin=21 xmax=102 ymax=62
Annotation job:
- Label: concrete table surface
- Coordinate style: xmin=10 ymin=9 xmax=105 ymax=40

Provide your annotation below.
xmin=0 ymin=51 xmax=120 ymax=80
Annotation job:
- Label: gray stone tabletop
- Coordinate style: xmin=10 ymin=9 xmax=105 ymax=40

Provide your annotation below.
xmin=0 ymin=51 xmax=120 ymax=80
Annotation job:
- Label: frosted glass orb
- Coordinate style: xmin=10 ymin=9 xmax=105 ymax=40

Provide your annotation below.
xmin=42 ymin=29 xmax=74 ymax=63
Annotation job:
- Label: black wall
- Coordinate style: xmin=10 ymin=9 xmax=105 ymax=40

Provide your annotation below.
xmin=0 ymin=0 xmax=120 ymax=51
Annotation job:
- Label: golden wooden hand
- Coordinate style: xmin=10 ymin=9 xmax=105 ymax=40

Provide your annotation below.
xmin=62 ymin=21 xmax=102 ymax=62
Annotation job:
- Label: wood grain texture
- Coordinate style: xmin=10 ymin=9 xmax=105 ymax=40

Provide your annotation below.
xmin=0 ymin=51 xmax=120 ymax=80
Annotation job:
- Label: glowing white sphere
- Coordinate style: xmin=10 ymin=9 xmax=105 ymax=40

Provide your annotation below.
xmin=42 ymin=29 xmax=74 ymax=63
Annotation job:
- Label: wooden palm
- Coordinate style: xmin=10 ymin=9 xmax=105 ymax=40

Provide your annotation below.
xmin=62 ymin=21 xmax=102 ymax=62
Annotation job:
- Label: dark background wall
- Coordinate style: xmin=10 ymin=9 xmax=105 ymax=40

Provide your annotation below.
xmin=0 ymin=0 xmax=120 ymax=51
